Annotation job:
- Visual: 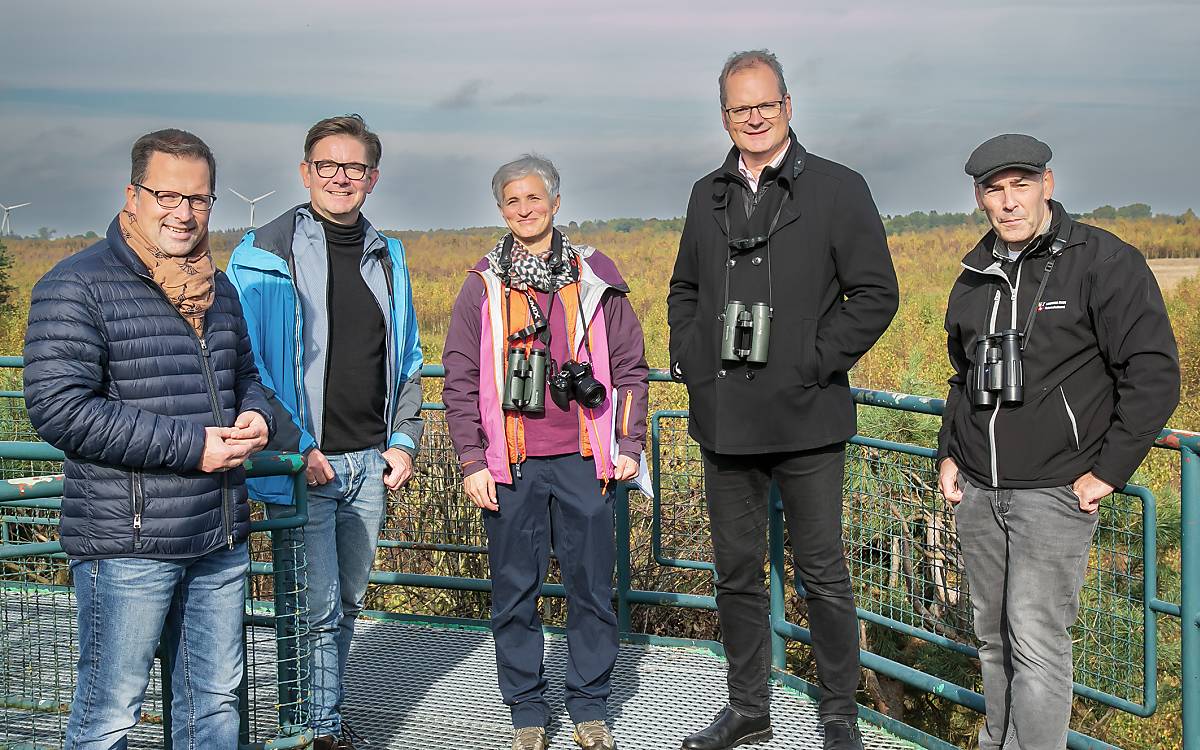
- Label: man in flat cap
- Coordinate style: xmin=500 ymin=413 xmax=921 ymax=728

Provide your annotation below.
xmin=938 ymin=134 xmax=1179 ymax=749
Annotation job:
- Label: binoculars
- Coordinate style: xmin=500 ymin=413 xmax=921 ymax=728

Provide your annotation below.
xmin=972 ymin=329 xmax=1023 ymax=407
xmin=549 ymin=360 xmax=606 ymax=410
xmin=720 ymin=301 xmax=771 ymax=364
xmin=503 ymin=348 xmax=547 ymax=413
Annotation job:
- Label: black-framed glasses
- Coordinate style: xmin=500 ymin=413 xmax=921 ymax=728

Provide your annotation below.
xmin=724 ymin=100 xmax=784 ymax=123
xmin=134 ymin=184 xmax=216 ymax=212
xmin=308 ymin=160 xmax=372 ymax=180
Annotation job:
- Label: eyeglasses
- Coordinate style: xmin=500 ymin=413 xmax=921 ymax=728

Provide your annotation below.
xmin=308 ymin=160 xmax=373 ymax=180
xmin=724 ymin=100 xmax=785 ymax=124
xmin=134 ymin=184 xmax=216 ymax=212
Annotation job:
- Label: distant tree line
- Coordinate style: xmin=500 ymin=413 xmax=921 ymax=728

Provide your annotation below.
xmin=16 ymin=204 xmax=1196 ymax=250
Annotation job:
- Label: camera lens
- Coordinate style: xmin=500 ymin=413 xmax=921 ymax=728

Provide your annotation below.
xmin=576 ymin=378 xmax=606 ymax=408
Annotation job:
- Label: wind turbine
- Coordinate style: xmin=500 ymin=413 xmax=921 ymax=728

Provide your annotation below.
xmin=0 ymin=201 xmax=31 ymax=237
xmin=228 ymin=189 xmax=276 ymax=228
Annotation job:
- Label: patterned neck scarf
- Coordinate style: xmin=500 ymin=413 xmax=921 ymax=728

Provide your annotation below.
xmin=486 ymin=234 xmax=579 ymax=292
xmin=118 ymin=209 xmax=215 ymax=337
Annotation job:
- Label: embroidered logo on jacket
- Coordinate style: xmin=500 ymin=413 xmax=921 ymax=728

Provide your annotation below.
xmin=1037 ymin=300 xmax=1067 ymax=311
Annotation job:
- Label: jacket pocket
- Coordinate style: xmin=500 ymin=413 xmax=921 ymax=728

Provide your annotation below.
xmin=1060 ymin=386 xmax=1080 ymax=451
xmin=621 ymin=389 xmax=634 ymax=438
xmin=794 ymin=317 xmax=821 ymax=386
xmin=130 ymin=470 xmax=145 ymax=551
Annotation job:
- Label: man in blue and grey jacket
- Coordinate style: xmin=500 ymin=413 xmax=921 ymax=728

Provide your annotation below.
xmin=228 ymin=114 xmax=423 ymax=749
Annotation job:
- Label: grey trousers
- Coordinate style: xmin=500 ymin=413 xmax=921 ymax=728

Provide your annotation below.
xmin=955 ymin=476 xmax=1099 ymax=750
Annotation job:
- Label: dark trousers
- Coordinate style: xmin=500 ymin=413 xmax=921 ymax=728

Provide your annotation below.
xmin=483 ymin=453 xmax=618 ymax=728
xmin=702 ymin=442 xmax=860 ymax=720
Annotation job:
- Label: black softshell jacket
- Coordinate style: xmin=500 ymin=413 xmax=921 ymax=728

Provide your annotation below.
xmin=938 ymin=201 xmax=1179 ymax=490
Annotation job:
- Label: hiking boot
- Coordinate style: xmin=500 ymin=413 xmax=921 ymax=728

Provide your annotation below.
xmin=573 ymin=719 xmax=617 ymax=749
xmin=512 ymin=725 xmax=548 ymax=750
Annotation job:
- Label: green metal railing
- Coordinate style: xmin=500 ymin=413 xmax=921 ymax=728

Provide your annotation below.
xmin=0 ymin=356 xmax=1192 ymax=749
xmin=0 ymin=357 xmax=313 ymax=750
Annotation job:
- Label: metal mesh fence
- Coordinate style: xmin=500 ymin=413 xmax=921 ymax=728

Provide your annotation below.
xmin=0 ymin=381 xmax=313 ymax=747
xmin=652 ymin=414 xmax=711 ymax=565
xmin=844 ymin=440 xmax=973 ymax=642
xmin=0 ymin=365 xmax=1164 ymax=740
xmin=652 ymin=413 xmax=1153 ymax=709
xmin=0 ymin=524 xmax=168 ymax=747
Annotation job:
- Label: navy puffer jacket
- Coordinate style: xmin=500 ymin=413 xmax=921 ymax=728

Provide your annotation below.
xmin=23 ymin=217 xmax=274 ymax=560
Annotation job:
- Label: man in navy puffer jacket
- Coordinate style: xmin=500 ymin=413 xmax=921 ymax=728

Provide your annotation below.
xmin=23 ymin=129 xmax=274 ymax=750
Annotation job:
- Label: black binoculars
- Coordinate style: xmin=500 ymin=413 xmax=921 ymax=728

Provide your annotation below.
xmin=720 ymin=301 xmax=771 ymax=364
xmin=549 ymin=360 xmax=606 ymax=410
xmin=972 ymin=329 xmax=1023 ymax=407
xmin=503 ymin=348 xmax=548 ymax=413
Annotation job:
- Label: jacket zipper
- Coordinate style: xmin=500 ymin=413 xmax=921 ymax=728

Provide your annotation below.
xmin=985 ymin=258 xmax=1023 ymax=487
xmin=131 ymin=272 xmax=235 ymax=548
xmin=621 ymin=389 xmax=633 ymax=438
xmin=131 ymin=470 xmax=144 ymax=550
xmin=293 ymin=280 xmax=307 ymax=431
xmin=1060 ymin=386 xmax=1080 ymax=450
xmin=199 ymin=338 xmax=234 ymax=548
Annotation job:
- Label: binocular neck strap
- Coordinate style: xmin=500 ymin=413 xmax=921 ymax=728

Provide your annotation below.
xmin=1020 ymin=224 xmax=1070 ymax=350
xmin=721 ymin=195 xmax=785 ymax=318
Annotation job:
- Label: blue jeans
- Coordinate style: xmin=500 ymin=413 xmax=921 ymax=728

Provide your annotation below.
xmin=268 ymin=448 xmax=388 ymax=735
xmin=65 ymin=543 xmax=249 ymax=750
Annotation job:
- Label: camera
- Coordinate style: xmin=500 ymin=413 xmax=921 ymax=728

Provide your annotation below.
xmin=549 ymin=360 xmax=606 ymax=410
xmin=720 ymin=301 xmax=771 ymax=364
xmin=502 ymin=348 xmax=547 ymax=413
xmin=971 ymin=329 xmax=1023 ymax=407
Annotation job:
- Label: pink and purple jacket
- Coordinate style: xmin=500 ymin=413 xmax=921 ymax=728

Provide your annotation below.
xmin=442 ymin=237 xmax=650 ymax=492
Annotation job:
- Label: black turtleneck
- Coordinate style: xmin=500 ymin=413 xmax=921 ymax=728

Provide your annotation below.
xmin=314 ymin=208 xmax=388 ymax=453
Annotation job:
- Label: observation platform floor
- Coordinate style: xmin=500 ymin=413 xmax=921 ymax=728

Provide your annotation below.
xmin=338 ymin=618 xmax=920 ymax=750
xmin=0 ymin=598 xmax=920 ymax=749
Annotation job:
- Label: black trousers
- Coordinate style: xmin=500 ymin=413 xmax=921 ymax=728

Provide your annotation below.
xmin=702 ymin=442 xmax=859 ymax=719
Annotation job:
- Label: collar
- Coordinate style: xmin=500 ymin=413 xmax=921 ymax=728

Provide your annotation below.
xmin=296 ymin=205 xmax=387 ymax=260
xmin=717 ymin=130 xmax=807 ymax=196
xmin=961 ymin=200 xmax=1079 ymax=274
xmin=738 ymin=141 xmax=790 ymax=189
xmin=992 ymin=208 xmax=1053 ymax=262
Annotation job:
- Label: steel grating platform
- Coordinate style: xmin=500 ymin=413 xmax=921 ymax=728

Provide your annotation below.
xmin=1 ymin=593 xmax=921 ymax=749
xmin=340 ymin=619 xmax=920 ymax=750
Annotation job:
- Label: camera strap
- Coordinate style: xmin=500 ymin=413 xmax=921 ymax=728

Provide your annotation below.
xmin=1019 ymin=222 xmax=1070 ymax=350
xmin=501 ymin=233 xmax=563 ymax=348
xmin=507 ymin=291 xmax=551 ymax=345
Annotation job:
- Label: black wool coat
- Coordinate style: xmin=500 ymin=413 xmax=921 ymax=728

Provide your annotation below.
xmin=667 ymin=135 xmax=899 ymax=454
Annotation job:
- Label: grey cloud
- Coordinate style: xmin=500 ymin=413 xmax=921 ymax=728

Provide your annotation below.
xmin=435 ymin=79 xmax=488 ymax=110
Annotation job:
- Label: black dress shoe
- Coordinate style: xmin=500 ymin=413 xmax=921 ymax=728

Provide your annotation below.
xmin=822 ymin=718 xmax=864 ymax=750
xmin=681 ymin=706 xmax=772 ymax=750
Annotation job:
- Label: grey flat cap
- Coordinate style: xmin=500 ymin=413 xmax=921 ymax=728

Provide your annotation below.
xmin=965 ymin=134 xmax=1052 ymax=184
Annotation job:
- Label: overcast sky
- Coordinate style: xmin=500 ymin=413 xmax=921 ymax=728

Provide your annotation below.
xmin=1 ymin=1 xmax=1197 ymax=235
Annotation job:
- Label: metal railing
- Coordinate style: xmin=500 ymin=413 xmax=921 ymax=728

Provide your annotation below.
xmin=0 ymin=356 xmax=1192 ymax=749
xmin=0 ymin=352 xmax=313 ymax=749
